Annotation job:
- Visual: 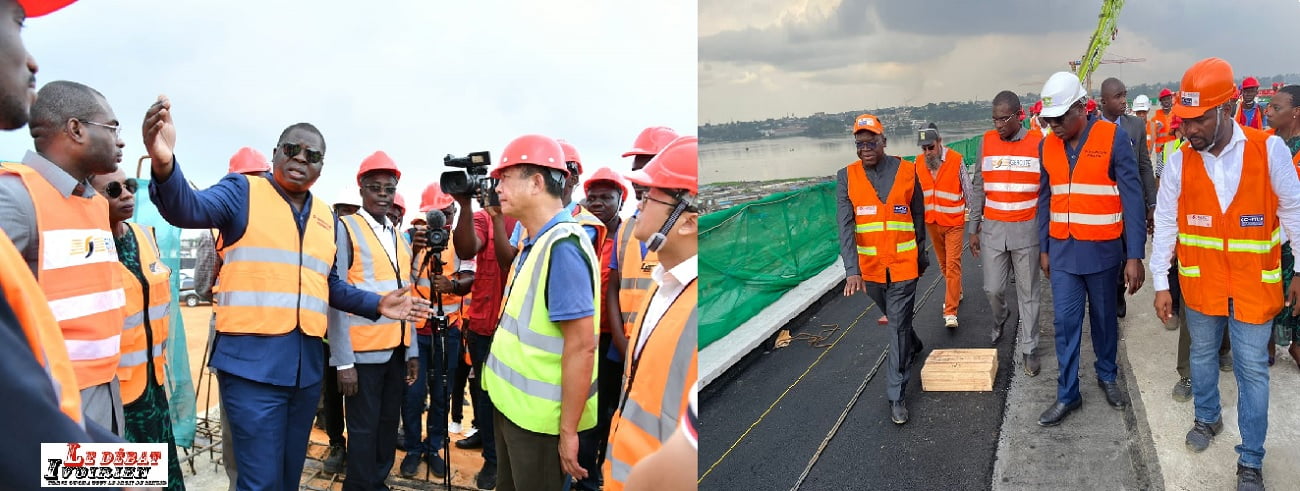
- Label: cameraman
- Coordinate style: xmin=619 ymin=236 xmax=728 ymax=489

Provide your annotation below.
xmin=400 ymin=185 xmax=475 ymax=480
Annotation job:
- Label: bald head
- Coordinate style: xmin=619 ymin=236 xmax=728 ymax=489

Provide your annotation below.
xmin=992 ymin=90 xmax=1022 ymax=111
xmin=1099 ymin=77 xmax=1128 ymax=120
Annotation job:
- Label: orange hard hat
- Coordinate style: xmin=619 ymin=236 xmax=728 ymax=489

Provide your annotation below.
xmin=1242 ymin=76 xmax=1260 ymax=89
xmin=557 ymin=139 xmax=583 ymax=174
xmin=356 ymin=151 xmax=401 ymax=185
xmin=419 ymin=183 xmax=454 ymax=213
xmin=1159 ymin=88 xmax=1174 ymax=99
xmin=624 ymin=136 xmax=697 ymax=194
xmin=228 ymin=147 xmax=270 ymax=174
xmin=17 ymin=0 xmax=77 ymax=17
xmin=622 ymin=126 xmax=680 ymax=157
xmin=583 ymin=167 xmax=629 ymax=199
xmin=393 ymin=193 xmax=407 ymax=215
xmin=491 ymin=134 xmax=568 ymax=178
xmin=1172 ymin=58 xmax=1236 ymax=119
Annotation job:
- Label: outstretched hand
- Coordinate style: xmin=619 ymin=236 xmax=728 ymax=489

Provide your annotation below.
xmin=378 ymin=286 xmax=432 ymax=322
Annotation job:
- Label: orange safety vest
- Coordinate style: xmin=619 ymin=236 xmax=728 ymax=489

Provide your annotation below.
xmin=916 ymin=148 xmax=967 ymax=227
xmin=1176 ymin=127 xmax=1283 ymax=324
xmin=604 ymin=279 xmax=698 ymax=491
xmin=978 ymin=129 xmax=1044 ymax=222
xmin=339 ymin=214 xmax=413 ymax=351
xmin=117 ymin=222 xmax=171 ymax=405
xmin=1152 ymin=109 xmax=1174 ymax=146
xmin=1043 ymin=121 xmax=1124 ymax=241
xmin=845 ymin=159 xmax=920 ymax=283
xmin=414 ymin=235 xmax=471 ymax=328
xmin=573 ymin=204 xmax=608 ymax=250
xmin=617 ymin=216 xmax=658 ymax=339
xmin=1236 ymin=103 xmax=1265 ymax=130
xmin=0 ymin=162 xmax=125 ymax=390
xmin=215 ymin=176 xmax=335 ymax=337
xmin=0 ymin=229 xmax=84 ymax=424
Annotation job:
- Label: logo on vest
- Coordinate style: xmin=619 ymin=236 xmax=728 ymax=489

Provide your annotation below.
xmin=1239 ymin=214 xmax=1265 ymax=228
xmin=992 ymin=157 xmax=1036 ymax=170
xmin=893 ymin=205 xmax=909 ymax=214
xmin=1187 ymin=214 xmax=1212 ymax=228
xmin=313 ymin=215 xmax=332 ymax=230
xmin=1082 ymin=149 xmax=1107 ymax=160
xmin=148 ymin=261 xmax=167 ymax=275
xmin=855 ymin=205 xmax=876 ymax=216
xmin=71 ymin=236 xmax=115 ymax=259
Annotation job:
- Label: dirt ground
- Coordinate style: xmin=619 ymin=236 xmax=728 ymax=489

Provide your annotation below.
xmin=178 ymin=305 xmax=487 ymax=490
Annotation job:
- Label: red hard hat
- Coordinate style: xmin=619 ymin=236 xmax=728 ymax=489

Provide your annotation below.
xmin=583 ymin=167 xmax=629 ymax=199
xmin=1242 ymin=77 xmax=1260 ymax=89
xmin=228 ymin=147 xmax=270 ymax=174
xmin=1173 ymin=58 xmax=1236 ymax=119
xmin=557 ymin=139 xmax=583 ymax=174
xmin=624 ymin=136 xmax=697 ymax=194
xmin=393 ymin=193 xmax=407 ymax=215
xmin=419 ymin=183 xmax=454 ymax=213
xmin=491 ymin=134 xmax=567 ymax=178
xmin=1159 ymin=88 xmax=1174 ymax=99
xmin=1169 ymin=116 xmax=1183 ymax=131
xmin=17 ymin=0 xmax=77 ymax=17
xmin=1031 ymin=100 xmax=1043 ymax=115
xmin=1085 ymin=98 xmax=1097 ymax=113
xmin=622 ymin=126 xmax=680 ymax=157
xmin=356 ymin=151 xmax=401 ymax=185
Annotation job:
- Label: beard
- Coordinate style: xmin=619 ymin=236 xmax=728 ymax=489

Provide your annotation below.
xmin=0 ymin=91 xmax=29 ymax=130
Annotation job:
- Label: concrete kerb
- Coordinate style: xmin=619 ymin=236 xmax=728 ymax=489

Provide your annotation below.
xmin=700 ymin=261 xmax=845 ymax=388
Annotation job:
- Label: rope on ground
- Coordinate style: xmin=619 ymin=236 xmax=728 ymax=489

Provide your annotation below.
xmin=788 ymin=324 xmax=841 ymax=349
xmin=789 ymin=273 xmax=943 ymax=490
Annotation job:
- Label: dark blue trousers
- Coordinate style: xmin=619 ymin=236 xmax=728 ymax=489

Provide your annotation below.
xmin=1051 ymin=265 xmax=1121 ymax=405
xmin=218 ymin=372 xmax=321 ymax=491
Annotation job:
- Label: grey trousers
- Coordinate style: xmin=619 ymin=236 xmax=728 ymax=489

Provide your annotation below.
xmin=81 ymin=377 xmax=125 ymax=436
xmin=865 ymin=276 xmax=920 ymax=402
xmin=981 ymin=239 xmax=1041 ymax=355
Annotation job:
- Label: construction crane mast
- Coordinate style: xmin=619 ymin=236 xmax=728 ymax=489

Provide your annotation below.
xmin=1071 ymin=0 xmax=1126 ymax=93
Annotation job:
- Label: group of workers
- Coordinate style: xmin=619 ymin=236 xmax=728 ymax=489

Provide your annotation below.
xmin=0 ymin=1 xmax=698 ymax=490
xmin=836 ymin=57 xmax=1300 ymax=491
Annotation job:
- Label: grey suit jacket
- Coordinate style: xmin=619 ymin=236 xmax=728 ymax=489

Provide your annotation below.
xmin=1115 ymin=114 xmax=1156 ymax=208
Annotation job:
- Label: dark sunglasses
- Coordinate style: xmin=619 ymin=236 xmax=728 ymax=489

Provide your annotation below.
xmin=280 ymin=142 xmax=324 ymax=164
xmin=921 ymin=144 xmax=936 ymax=152
xmin=105 ymin=179 xmax=137 ymax=199
xmin=854 ymin=140 xmax=882 ymax=150
xmin=1043 ymin=102 xmax=1084 ymax=126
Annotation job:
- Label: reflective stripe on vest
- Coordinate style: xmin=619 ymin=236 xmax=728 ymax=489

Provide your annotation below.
xmin=1044 ymin=120 xmax=1124 ymax=241
xmin=341 ymin=214 xmax=412 ymax=352
xmin=0 ymin=162 xmax=125 ymax=390
xmin=214 ymin=175 xmax=335 ymax=337
xmin=604 ymin=281 xmax=698 ymax=491
xmin=414 ymin=240 xmax=469 ymax=324
xmin=845 ymin=159 xmax=920 ymax=283
xmin=1176 ymin=126 xmax=1283 ymax=324
xmin=482 ymin=220 xmax=601 ymax=435
xmin=618 ymin=216 xmax=657 ymax=337
xmin=916 ymin=148 xmax=966 ymax=227
xmin=0 ymin=228 xmax=84 ymax=425
xmin=117 ymin=223 xmax=172 ymax=405
xmin=978 ymin=130 xmax=1044 ymax=222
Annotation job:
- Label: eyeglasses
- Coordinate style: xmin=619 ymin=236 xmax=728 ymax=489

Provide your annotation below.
xmin=279 ymin=142 xmax=324 ymax=164
xmin=921 ymin=144 xmax=936 ymax=152
xmin=991 ymin=114 xmax=1016 ymax=126
xmin=363 ymin=184 xmax=397 ymax=195
xmin=1042 ymin=102 xmax=1084 ymax=126
xmin=81 ymin=120 xmax=122 ymax=138
xmin=642 ymin=193 xmax=680 ymax=209
xmin=854 ymin=140 xmax=882 ymax=150
xmin=104 ymin=179 xmax=137 ymax=199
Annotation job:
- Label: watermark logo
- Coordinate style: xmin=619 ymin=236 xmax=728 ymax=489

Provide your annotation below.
xmin=41 ymin=443 xmax=167 ymax=487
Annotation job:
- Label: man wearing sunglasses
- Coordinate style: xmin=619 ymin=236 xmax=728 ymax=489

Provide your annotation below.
xmin=0 ymin=2 xmax=132 ymax=487
xmin=835 ymin=113 xmax=928 ymax=425
xmin=142 ymin=97 xmax=433 ymax=491
xmin=915 ymin=123 xmax=967 ymax=329
xmin=1034 ymin=72 xmax=1147 ymax=427
xmin=0 ymin=79 xmax=128 ymax=437
xmin=966 ymin=90 xmax=1046 ymax=377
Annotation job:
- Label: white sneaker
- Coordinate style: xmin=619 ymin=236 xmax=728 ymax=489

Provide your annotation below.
xmin=448 ymin=422 xmax=462 ymax=434
xmin=464 ymin=426 xmax=478 ymax=438
xmin=944 ymin=315 xmax=959 ymax=328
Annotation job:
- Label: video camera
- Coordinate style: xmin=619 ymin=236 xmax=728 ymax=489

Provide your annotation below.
xmin=439 ymin=151 xmax=500 ymax=206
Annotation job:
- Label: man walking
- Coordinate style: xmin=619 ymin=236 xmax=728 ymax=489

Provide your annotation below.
xmin=915 ymin=123 xmax=966 ymax=328
xmin=1097 ymin=77 xmax=1157 ymax=318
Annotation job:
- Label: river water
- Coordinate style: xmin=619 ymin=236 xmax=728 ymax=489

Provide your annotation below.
xmin=700 ymin=128 xmax=989 ymax=185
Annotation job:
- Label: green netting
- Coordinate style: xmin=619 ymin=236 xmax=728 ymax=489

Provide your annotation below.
xmin=698 ymin=135 xmax=982 ymax=349
xmin=132 ymin=178 xmax=197 ymax=449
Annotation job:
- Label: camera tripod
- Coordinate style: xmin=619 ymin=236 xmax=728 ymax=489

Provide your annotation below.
xmin=418 ymin=246 xmax=454 ymax=491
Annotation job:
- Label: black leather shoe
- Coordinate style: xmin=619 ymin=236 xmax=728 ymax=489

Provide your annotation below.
xmin=426 ymin=453 xmax=447 ymax=479
xmin=399 ymin=451 xmax=421 ymax=478
xmin=322 ymin=444 xmax=346 ymax=475
xmin=477 ymin=462 xmax=497 ymax=490
xmin=1098 ymin=379 xmax=1128 ymax=409
xmin=1024 ymin=353 xmax=1040 ymax=377
xmin=1038 ymin=399 xmax=1082 ymax=427
xmin=1236 ymin=464 xmax=1264 ymax=491
xmin=890 ymin=400 xmax=908 ymax=425
xmin=456 ymin=433 xmax=484 ymax=449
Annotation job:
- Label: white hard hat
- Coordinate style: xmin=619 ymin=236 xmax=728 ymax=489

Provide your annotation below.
xmin=1132 ymin=94 xmax=1151 ymax=112
xmin=333 ymin=184 xmax=360 ymax=208
xmin=1039 ymin=72 xmax=1088 ymax=118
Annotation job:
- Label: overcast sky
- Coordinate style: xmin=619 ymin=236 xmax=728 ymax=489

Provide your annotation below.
xmin=700 ymin=0 xmax=1300 ymax=123
xmin=2 ymin=0 xmax=695 ymax=224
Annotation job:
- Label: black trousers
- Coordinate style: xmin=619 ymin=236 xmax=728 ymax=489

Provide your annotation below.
xmin=573 ymin=333 xmax=625 ymax=490
xmin=342 ymin=352 xmax=407 ymax=491
xmin=323 ymin=343 xmax=346 ymax=447
xmin=451 ymin=345 xmax=472 ymax=425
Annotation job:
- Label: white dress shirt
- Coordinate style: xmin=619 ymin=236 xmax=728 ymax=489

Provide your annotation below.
xmin=635 ymin=255 xmax=697 ymax=360
xmin=357 ymin=210 xmax=399 ymax=266
xmin=1149 ymin=122 xmax=1300 ymax=291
